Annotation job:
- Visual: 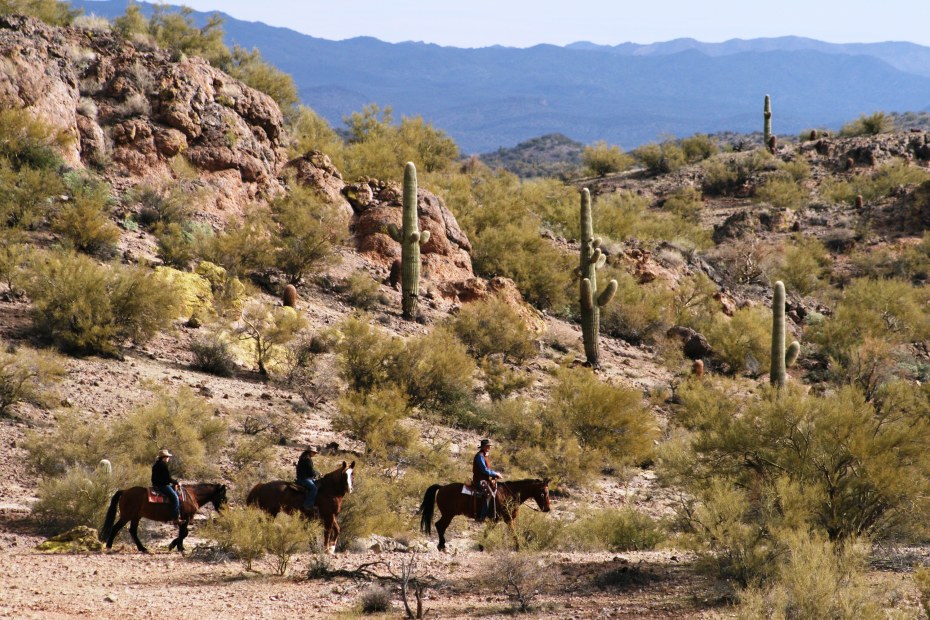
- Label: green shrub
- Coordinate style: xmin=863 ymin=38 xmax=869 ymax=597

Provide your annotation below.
xmin=154 ymin=221 xmax=207 ymax=269
xmin=269 ymin=184 xmax=348 ymax=284
xmin=449 ymin=297 xmax=537 ymax=363
xmin=753 ymin=175 xmax=808 ymax=211
xmin=336 ymin=271 xmax=384 ymax=310
xmin=770 ymin=235 xmax=832 ymax=297
xmin=0 ymin=161 xmax=63 ymax=228
xmin=226 ymin=46 xmax=299 ymax=121
xmin=197 ymin=212 xmax=272 ymax=278
xmin=395 ymin=327 xmax=476 ymax=416
xmin=334 ymin=314 xmax=404 ymax=392
xmin=24 ymin=251 xmax=180 ymax=356
xmin=132 ymin=183 xmax=191 ymax=230
xmin=840 ymin=111 xmax=893 ymax=137
xmin=24 ymin=410 xmax=110 ymax=476
xmin=0 ymin=345 xmax=65 ymax=416
xmin=669 ymin=272 xmax=719 ymax=330
xmin=599 ymin=270 xmax=675 ymax=344
xmin=700 ymin=151 xmax=771 ymax=196
xmin=821 ymin=160 xmax=930 ymax=205
xmin=705 ymin=306 xmax=771 ymax=375
xmin=595 ymin=190 xmax=712 ymax=249
xmin=480 ymin=358 xmax=533 ymax=401
xmin=581 ymin=140 xmax=634 ymax=177
xmin=634 ymin=141 xmax=686 ymax=175
xmin=202 ymin=506 xmax=268 ymax=571
xmin=108 ymin=386 xmax=228 ymax=481
xmin=478 ymin=507 xmax=568 ymax=552
xmin=287 ymin=106 xmax=345 ymax=160
xmin=263 ymin=511 xmax=319 ymax=576
xmin=333 ymin=387 xmax=414 ymax=458
xmin=31 ymin=466 xmax=117 ymax=531
xmin=661 ymin=187 xmax=704 ymax=223
xmin=481 ymin=552 xmax=549 ymax=613
xmin=0 ymin=230 xmax=30 ymax=294
xmin=52 ymin=176 xmax=120 ymax=257
xmin=336 ymin=474 xmax=407 ymax=546
xmin=359 ymin=585 xmax=392 ymax=614
xmin=680 ymin=134 xmax=717 ymax=163
xmin=571 ymin=508 xmax=665 ymax=552
xmin=234 ymin=301 xmax=307 ymax=376
xmin=0 ymin=107 xmax=71 ymax=169
xmin=190 ymin=329 xmax=237 ymax=377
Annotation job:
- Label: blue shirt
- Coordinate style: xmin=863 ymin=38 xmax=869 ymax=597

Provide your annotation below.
xmin=473 ymin=451 xmax=500 ymax=479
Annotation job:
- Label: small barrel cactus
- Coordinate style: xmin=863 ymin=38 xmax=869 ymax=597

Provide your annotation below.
xmin=282 ymin=284 xmax=298 ymax=307
xmin=575 ymin=188 xmax=617 ymax=367
xmin=388 ymin=162 xmax=430 ymax=320
xmin=770 ymin=280 xmax=801 ymax=387
xmin=763 ymin=95 xmax=772 ymax=146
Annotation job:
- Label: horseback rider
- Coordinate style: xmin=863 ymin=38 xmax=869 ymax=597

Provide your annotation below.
xmin=472 ymin=438 xmax=501 ymax=522
xmin=152 ymin=449 xmax=183 ymax=524
xmin=296 ymin=446 xmax=322 ymax=510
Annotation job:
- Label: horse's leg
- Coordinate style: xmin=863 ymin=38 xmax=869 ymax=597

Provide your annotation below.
xmin=324 ymin=515 xmax=338 ymax=554
xmin=329 ymin=517 xmax=340 ymax=555
xmin=106 ymin=518 xmax=128 ymax=550
xmin=435 ymin=513 xmax=453 ymax=552
xmin=172 ymin=521 xmax=189 ymax=554
xmin=128 ymin=518 xmax=148 ymax=553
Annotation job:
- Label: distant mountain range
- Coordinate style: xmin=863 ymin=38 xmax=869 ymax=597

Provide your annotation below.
xmin=73 ymin=1 xmax=930 ymax=154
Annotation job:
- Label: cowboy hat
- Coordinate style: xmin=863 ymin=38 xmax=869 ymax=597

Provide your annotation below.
xmin=158 ymin=449 xmax=173 ymax=458
xmin=305 ymin=445 xmax=320 ymax=455
xmin=479 ymin=438 xmax=492 ymax=448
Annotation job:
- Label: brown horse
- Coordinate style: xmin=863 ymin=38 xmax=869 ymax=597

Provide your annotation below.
xmin=419 ymin=478 xmax=551 ymax=551
xmin=99 ymin=482 xmax=228 ymax=553
xmin=246 ymin=461 xmax=355 ymax=553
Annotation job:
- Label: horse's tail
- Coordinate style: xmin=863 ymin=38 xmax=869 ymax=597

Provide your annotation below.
xmin=98 ymin=490 xmax=122 ymax=541
xmin=418 ymin=484 xmax=440 ymax=535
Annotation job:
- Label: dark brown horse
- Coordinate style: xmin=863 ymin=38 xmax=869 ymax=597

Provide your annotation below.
xmin=99 ymin=482 xmax=228 ymax=553
xmin=419 ymin=478 xmax=551 ymax=551
xmin=246 ymin=461 xmax=355 ymax=553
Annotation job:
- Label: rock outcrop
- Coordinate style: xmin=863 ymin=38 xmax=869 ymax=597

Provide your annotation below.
xmin=0 ymin=15 xmax=287 ymax=216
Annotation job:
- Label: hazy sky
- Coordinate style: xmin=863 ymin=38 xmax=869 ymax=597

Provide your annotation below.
xmin=174 ymin=0 xmax=930 ymax=47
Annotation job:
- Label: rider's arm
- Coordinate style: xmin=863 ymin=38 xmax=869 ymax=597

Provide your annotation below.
xmin=475 ymin=453 xmax=500 ymax=478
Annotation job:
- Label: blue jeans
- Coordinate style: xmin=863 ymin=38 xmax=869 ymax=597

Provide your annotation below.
xmin=297 ymin=478 xmax=317 ymax=509
xmin=158 ymin=485 xmax=180 ymax=519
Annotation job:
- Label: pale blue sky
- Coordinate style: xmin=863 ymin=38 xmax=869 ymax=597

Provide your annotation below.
xmin=176 ymin=0 xmax=930 ymax=47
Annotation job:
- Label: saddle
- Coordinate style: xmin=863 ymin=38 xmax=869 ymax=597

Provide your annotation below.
xmin=147 ymin=485 xmax=186 ymax=504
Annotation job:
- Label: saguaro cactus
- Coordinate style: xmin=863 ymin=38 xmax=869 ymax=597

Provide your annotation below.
xmin=576 ymin=188 xmax=617 ymax=367
xmin=770 ymin=280 xmax=801 ymax=387
xmin=388 ymin=162 xmax=430 ymax=320
xmin=763 ymin=94 xmax=772 ymax=146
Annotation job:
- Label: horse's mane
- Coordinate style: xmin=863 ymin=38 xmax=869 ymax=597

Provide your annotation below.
xmin=318 ymin=465 xmax=350 ymax=494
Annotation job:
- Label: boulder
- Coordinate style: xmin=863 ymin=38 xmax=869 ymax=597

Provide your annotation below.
xmin=667 ymin=326 xmax=713 ymax=360
xmin=36 ymin=525 xmax=104 ymax=553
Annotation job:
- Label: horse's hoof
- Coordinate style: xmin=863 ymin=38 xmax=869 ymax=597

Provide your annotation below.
xmin=327 ymin=545 xmax=336 ymax=555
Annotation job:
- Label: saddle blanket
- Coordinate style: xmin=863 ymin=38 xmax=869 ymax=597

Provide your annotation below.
xmin=147 ymin=486 xmax=185 ymax=504
xmin=461 ymin=485 xmax=474 ymax=495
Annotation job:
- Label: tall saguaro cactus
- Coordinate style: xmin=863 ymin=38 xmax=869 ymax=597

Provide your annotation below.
xmin=576 ymin=188 xmax=617 ymax=367
xmin=763 ymin=94 xmax=773 ymax=147
xmin=388 ymin=162 xmax=430 ymax=320
xmin=770 ymin=280 xmax=801 ymax=387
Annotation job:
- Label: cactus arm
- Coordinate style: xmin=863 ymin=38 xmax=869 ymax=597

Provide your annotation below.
xmin=419 ymin=230 xmax=430 ymax=245
xmin=595 ymin=253 xmax=607 ymax=270
xmin=581 ymin=278 xmax=594 ymax=310
xmin=409 ymin=231 xmax=420 ymax=244
xmin=597 ymin=279 xmax=617 ymax=307
xmin=573 ymin=266 xmax=583 ymax=279
xmin=786 ymin=341 xmax=800 ymax=368
xmin=387 ymin=223 xmax=402 ymax=243
xmin=589 ymin=248 xmax=602 ymax=266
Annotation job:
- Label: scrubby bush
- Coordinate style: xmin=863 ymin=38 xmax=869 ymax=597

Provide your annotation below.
xmin=0 ymin=344 xmax=65 ymax=416
xmin=334 ymin=314 xmax=404 ymax=392
xmin=0 ymin=0 xmax=81 ymax=26
xmin=595 ymin=190 xmax=712 ymax=249
xmin=154 ymin=221 xmax=207 ymax=269
xmin=333 ymin=387 xmax=414 ymax=458
xmin=479 ymin=507 xmax=568 ymax=552
xmin=336 ymin=474 xmax=407 ymax=545
xmin=336 ymin=271 xmax=384 ymax=310
xmin=753 ymin=175 xmax=808 ymax=211
xmin=661 ymin=187 xmax=704 ymax=223
xmin=226 ymin=45 xmax=299 ymax=120
xmin=599 ymin=270 xmax=675 ymax=344
xmin=449 ymin=297 xmax=536 ymax=363
xmin=197 ymin=213 xmax=273 ymax=278
xmin=24 ymin=251 xmax=180 ymax=356
xmin=202 ymin=506 xmax=268 ymax=571
xmin=821 ymin=160 xmax=930 ymax=206
xmin=52 ymin=176 xmax=120 ymax=257
xmin=234 ymin=301 xmax=307 ymax=376
xmin=705 ymin=306 xmax=771 ymax=376
xmin=571 ymin=508 xmax=665 ymax=552
xmin=190 ymin=329 xmax=237 ymax=377
xmin=0 ymin=230 xmax=30 ymax=294
xmin=701 ymin=151 xmax=772 ymax=196
xmin=31 ymin=466 xmax=116 ymax=530
xmin=287 ymin=106 xmax=345 ymax=161
xmin=268 ymin=184 xmax=348 ymax=284
xmin=680 ymin=134 xmax=717 ymax=163
xmin=132 ymin=183 xmax=191 ymax=230
xmin=581 ymin=140 xmax=633 ymax=177
xmin=634 ymin=141 xmax=686 ymax=175
xmin=24 ymin=410 xmax=110 ymax=476
xmin=480 ymin=357 xmax=532 ymax=401
xmin=359 ymin=585 xmax=392 ymax=614
xmin=396 ymin=327 xmax=476 ymax=416
xmin=263 ymin=511 xmax=318 ymax=576
xmin=0 ymin=161 xmax=64 ymax=228
xmin=482 ymin=552 xmax=549 ymax=613
xmin=840 ymin=111 xmax=893 ymax=137
xmin=769 ymin=235 xmax=832 ymax=297
xmin=0 ymin=105 xmax=71 ymax=170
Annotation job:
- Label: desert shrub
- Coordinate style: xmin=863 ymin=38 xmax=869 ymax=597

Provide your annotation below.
xmin=769 ymin=235 xmax=832 ymax=297
xmin=148 ymin=5 xmax=229 ymax=66
xmin=132 ymin=183 xmax=191 ymax=230
xmin=336 ymin=271 xmax=384 ymax=310
xmin=263 ymin=511 xmax=318 ymax=576
xmin=705 ymin=306 xmax=771 ymax=376
xmin=680 ymin=134 xmax=717 ymax=163
xmin=234 ymin=301 xmax=307 ymax=376
xmin=480 ymin=358 xmax=532 ymax=401
xmin=333 ymin=387 xmax=414 ymax=458
xmin=108 ymin=386 xmax=228 ymax=481
xmin=24 ymin=410 xmax=110 ymax=476
xmin=395 ymin=327 xmax=476 ymax=416
xmin=0 ymin=161 xmax=64 ymax=228
xmin=599 ymin=270 xmax=675 ymax=344
xmin=0 ymin=230 xmax=30 ymax=294
xmin=202 ymin=506 xmax=268 ymax=571
xmin=595 ymin=190 xmax=712 ymax=249
xmin=479 ymin=507 xmax=568 ymax=552
xmin=661 ymin=187 xmax=704 ymax=222
xmin=571 ymin=508 xmax=665 ymax=552
xmin=31 ymin=466 xmax=116 ymax=530
xmin=0 ymin=345 xmax=65 ymax=416
xmin=336 ymin=474 xmax=407 ymax=545
xmin=24 ymin=251 xmax=180 ymax=356
xmin=807 ymin=277 xmax=930 ymax=365
xmin=190 ymin=329 xmax=237 ymax=377
xmin=664 ymin=382 xmax=930 ymax=584
xmin=778 ymin=158 xmax=811 ymax=182
xmin=581 ymin=140 xmax=633 ymax=177
xmin=735 ymin=532 xmax=880 ymax=619
xmin=268 ymin=183 xmax=348 ymax=284
xmin=226 ymin=45 xmax=299 ymax=120
xmin=753 ymin=175 xmax=808 ymax=211
xmin=52 ymin=176 xmax=120 ymax=257
xmin=669 ymin=271 xmax=719 ymax=330
xmin=481 ymin=552 xmax=549 ymax=613
xmin=359 ymin=585 xmax=392 ymax=614
xmin=840 ymin=111 xmax=893 ymax=137
xmin=154 ymin=221 xmax=208 ymax=269
xmin=197 ymin=212 xmax=273 ymax=278
xmin=634 ymin=141 xmax=686 ymax=175
xmin=0 ymin=0 xmax=80 ymax=26
xmin=821 ymin=160 xmax=930 ymax=205
xmin=0 ymin=106 xmax=71 ymax=170
xmin=334 ymin=314 xmax=404 ymax=392
xmin=449 ymin=297 xmax=536 ymax=363
xmin=701 ymin=150 xmax=771 ymax=196
xmin=287 ymin=106 xmax=345 ymax=161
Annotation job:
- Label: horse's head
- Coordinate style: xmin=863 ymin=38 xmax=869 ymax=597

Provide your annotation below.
xmin=534 ymin=478 xmax=551 ymax=513
xmin=344 ymin=461 xmax=355 ymax=494
xmin=210 ymin=484 xmax=229 ymax=511
xmin=323 ymin=461 xmax=356 ymax=497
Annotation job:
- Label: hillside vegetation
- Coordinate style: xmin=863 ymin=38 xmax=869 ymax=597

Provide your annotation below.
xmin=4 ymin=2 xmax=930 ymax=618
